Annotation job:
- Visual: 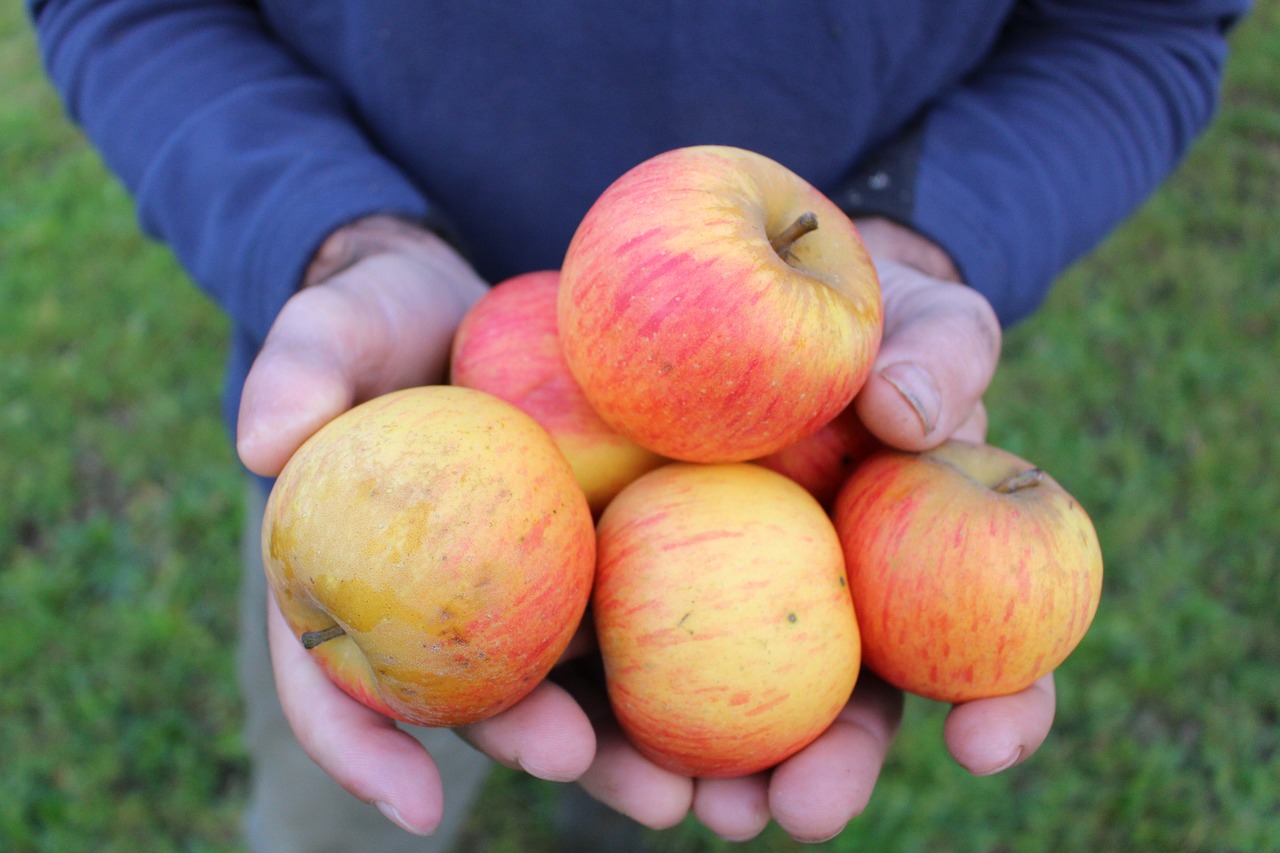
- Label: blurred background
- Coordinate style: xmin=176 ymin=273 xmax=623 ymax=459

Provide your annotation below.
xmin=2 ymin=3 xmax=1276 ymax=851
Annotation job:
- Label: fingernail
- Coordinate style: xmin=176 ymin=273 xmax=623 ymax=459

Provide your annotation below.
xmin=978 ymin=746 xmax=1024 ymax=777
xmin=795 ymin=824 xmax=849 ymax=844
xmin=517 ymin=755 xmax=578 ymax=783
xmin=718 ymin=831 xmax=764 ymax=844
xmin=376 ymin=801 xmax=430 ymax=836
xmin=879 ymin=361 xmax=941 ymax=436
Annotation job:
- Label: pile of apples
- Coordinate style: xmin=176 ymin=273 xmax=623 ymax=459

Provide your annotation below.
xmin=262 ymin=146 xmax=1104 ymax=779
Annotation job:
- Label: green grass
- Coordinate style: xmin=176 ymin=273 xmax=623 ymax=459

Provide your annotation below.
xmin=3 ymin=3 xmax=1278 ymax=851
xmin=1 ymin=5 xmax=247 ymax=851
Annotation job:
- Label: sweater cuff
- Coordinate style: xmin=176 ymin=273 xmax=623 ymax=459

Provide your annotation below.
xmin=242 ymin=166 xmax=434 ymax=345
xmin=133 ymin=77 xmax=435 ymax=348
xmin=908 ymin=162 xmax=1020 ymax=325
xmin=836 ymin=116 xmax=1031 ymax=327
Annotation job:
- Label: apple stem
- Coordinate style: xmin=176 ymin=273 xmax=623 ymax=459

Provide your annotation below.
xmin=301 ymin=624 xmax=346 ymax=649
xmin=770 ymin=211 xmax=819 ymax=260
xmin=994 ymin=468 xmax=1046 ymax=494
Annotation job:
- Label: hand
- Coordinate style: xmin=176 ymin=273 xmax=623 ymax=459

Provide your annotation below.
xmin=850 ymin=216 xmax=1000 ymax=450
xmin=238 ymin=216 xmax=599 ymax=835
xmin=551 ymin=218 xmax=1056 ymax=843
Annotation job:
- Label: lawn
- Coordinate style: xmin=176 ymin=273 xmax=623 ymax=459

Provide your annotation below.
xmin=2 ymin=3 xmax=1277 ymax=851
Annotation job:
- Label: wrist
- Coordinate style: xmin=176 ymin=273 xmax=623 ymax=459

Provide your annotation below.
xmin=303 ymin=215 xmax=451 ymax=288
xmin=852 ymin=217 xmax=962 ymax=284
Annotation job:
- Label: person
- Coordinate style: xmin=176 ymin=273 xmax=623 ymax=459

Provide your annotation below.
xmin=28 ymin=2 xmax=1248 ymax=849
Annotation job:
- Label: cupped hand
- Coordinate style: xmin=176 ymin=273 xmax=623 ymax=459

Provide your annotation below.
xmin=553 ymin=218 xmax=1056 ymax=843
xmin=238 ymin=216 xmax=598 ymax=835
xmin=241 ymin=213 xmax=1057 ymax=842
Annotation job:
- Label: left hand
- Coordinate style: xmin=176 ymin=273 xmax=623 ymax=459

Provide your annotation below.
xmin=550 ymin=218 xmax=1057 ymax=843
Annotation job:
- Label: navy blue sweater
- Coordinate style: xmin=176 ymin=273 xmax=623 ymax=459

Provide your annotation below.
xmin=29 ymin=1 xmax=1246 ymax=432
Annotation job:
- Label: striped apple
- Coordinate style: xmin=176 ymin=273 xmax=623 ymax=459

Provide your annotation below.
xmin=558 ymin=145 xmax=882 ymax=464
xmin=593 ymin=462 xmax=861 ymax=778
xmin=833 ymin=440 xmax=1103 ymax=703
xmin=450 ymin=270 xmax=666 ymax=516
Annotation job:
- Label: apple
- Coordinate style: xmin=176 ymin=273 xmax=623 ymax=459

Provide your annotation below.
xmin=261 ymin=385 xmax=596 ymax=727
xmin=755 ymin=402 xmax=881 ymax=510
xmin=450 ymin=270 xmax=666 ymax=516
xmin=558 ymin=144 xmax=883 ymax=464
xmin=593 ymin=462 xmax=861 ymax=778
xmin=832 ymin=440 xmax=1103 ymax=703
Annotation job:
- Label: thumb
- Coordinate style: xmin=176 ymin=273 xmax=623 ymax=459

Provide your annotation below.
xmin=236 ymin=249 xmax=485 ymax=477
xmin=854 ymin=260 xmax=1001 ymax=451
xmin=235 ymin=283 xmax=365 ymax=478
xmin=236 ymin=220 xmax=487 ymax=478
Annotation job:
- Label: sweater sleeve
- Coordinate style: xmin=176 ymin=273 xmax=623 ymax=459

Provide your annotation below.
xmin=27 ymin=0 xmax=435 ymax=347
xmin=845 ymin=0 xmax=1249 ymax=326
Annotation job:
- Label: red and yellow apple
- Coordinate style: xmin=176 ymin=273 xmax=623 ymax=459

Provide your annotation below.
xmin=755 ymin=402 xmax=881 ymax=510
xmin=832 ymin=440 xmax=1103 ymax=704
xmin=558 ymin=145 xmax=883 ymax=464
xmin=261 ymin=385 xmax=597 ymax=727
xmin=593 ymin=462 xmax=861 ymax=778
xmin=449 ymin=270 xmax=666 ymax=516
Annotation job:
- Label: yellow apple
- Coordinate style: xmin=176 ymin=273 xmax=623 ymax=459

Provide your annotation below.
xmin=558 ymin=145 xmax=883 ymax=464
xmin=449 ymin=270 xmax=666 ymax=516
xmin=262 ymin=385 xmax=596 ymax=727
xmin=832 ymin=440 xmax=1104 ymax=703
xmin=593 ymin=462 xmax=861 ymax=778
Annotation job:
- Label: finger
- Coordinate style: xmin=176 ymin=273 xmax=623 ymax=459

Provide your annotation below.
xmin=768 ymin=673 xmax=904 ymax=843
xmin=855 ymin=261 xmax=1001 ymax=452
xmin=692 ymin=773 xmax=771 ymax=842
xmin=555 ymin=657 xmax=694 ymax=830
xmin=267 ymin=596 xmax=444 ymax=836
xmin=944 ymin=673 xmax=1057 ymax=775
xmin=576 ymin=719 xmax=694 ymax=830
xmin=237 ymin=252 xmax=484 ymax=477
xmin=952 ymin=399 xmax=989 ymax=444
xmin=454 ymin=679 xmax=596 ymax=783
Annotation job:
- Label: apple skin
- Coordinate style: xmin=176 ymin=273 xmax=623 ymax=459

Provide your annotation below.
xmin=832 ymin=440 xmax=1103 ymax=704
xmin=558 ymin=145 xmax=883 ymax=464
xmin=261 ymin=385 xmax=597 ymax=727
xmin=755 ymin=403 xmax=881 ymax=510
xmin=449 ymin=270 xmax=666 ymax=516
xmin=593 ymin=462 xmax=861 ymax=778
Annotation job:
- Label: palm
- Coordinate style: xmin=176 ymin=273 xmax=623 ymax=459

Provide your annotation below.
xmin=239 ymin=218 xmax=1057 ymax=842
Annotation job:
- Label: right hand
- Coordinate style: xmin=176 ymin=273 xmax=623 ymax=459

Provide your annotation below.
xmin=238 ymin=216 xmax=600 ymax=835
xmin=544 ymin=219 xmax=1054 ymax=844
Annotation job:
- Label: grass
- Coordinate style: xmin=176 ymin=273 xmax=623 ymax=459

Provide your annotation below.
xmin=1 ymin=5 xmax=246 ymax=851
xmin=3 ymin=3 xmax=1278 ymax=851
